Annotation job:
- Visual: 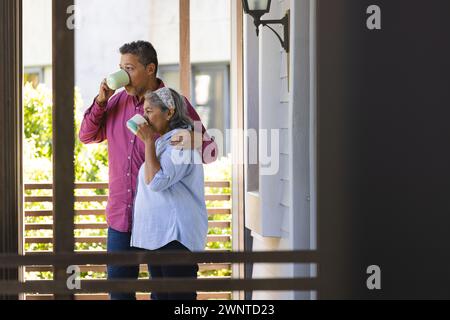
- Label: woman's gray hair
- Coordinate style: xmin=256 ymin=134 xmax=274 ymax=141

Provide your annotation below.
xmin=144 ymin=88 xmax=193 ymax=130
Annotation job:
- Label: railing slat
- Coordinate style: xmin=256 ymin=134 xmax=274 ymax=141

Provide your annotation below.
xmin=25 ymin=208 xmax=231 ymax=217
xmin=25 ymin=221 xmax=230 ymax=231
xmin=25 ymin=194 xmax=230 ymax=203
xmin=25 ymin=292 xmax=231 ymax=300
xmin=0 ymin=278 xmax=319 ymax=294
xmin=208 ymin=221 xmax=231 ymax=229
xmin=24 ymin=248 xmax=232 ymax=255
xmin=26 ymin=263 xmax=232 ymax=273
xmin=73 ymin=210 xmax=107 ymax=216
xmin=25 ymin=235 xmax=231 ymax=244
xmin=204 ymin=181 xmax=230 ymax=188
xmin=206 ymin=208 xmax=231 ymax=215
xmin=24 ymin=210 xmax=53 ymax=217
xmin=11 ymin=251 xmax=315 ymax=264
xmin=24 ymin=181 xmax=230 ymax=190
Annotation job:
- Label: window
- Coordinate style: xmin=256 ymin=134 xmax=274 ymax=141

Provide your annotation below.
xmin=159 ymin=63 xmax=231 ymax=154
xmin=24 ymin=67 xmax=44 ymax=88
xmin=158 ymin=65 xmax=181 ymax=93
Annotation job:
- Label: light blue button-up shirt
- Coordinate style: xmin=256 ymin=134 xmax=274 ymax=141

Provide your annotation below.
xmin=130 ymin=129 xmax=208 ymax=252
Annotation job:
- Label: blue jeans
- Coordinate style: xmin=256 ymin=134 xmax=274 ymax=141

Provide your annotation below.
xmin=107 ymin=228 xmax=198 ymax=300
xmin=106 ymin=228 xmax=139 ymax=300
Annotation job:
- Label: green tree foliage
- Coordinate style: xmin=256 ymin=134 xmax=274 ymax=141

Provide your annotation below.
xmin=23 ymin=83 xmax=108 ymax=183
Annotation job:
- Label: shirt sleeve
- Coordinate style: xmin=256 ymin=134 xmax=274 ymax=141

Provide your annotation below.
xmin=78 ymin=98 xmax=107 ymax=144
xmin=148 ymin=146 xmax=196 ymax=192
xmin=184 ymin=97 xmax=219 ymax=164
xmin=78 ymin=93 xmax=122 ymax=144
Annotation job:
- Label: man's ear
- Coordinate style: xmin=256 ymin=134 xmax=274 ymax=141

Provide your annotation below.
xmin=146 ymin=63 xmax=156 ymax=77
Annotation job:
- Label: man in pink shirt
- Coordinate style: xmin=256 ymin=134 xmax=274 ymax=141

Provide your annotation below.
xmin=79 ymin=41 xmax=217 ymax=300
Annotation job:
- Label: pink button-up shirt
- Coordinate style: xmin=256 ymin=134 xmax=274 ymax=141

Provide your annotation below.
xmin=79 ymin=79 xmax=217 ymax=232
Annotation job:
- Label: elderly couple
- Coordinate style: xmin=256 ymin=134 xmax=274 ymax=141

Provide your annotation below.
xmin=79 ymin=41 xmax=218 ymax=300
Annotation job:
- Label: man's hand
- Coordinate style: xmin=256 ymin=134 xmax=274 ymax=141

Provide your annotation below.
xmin=96 ymin=79 xmax=115 ymax=108
xmin=170 ymin=129 xmax=202 ymax=150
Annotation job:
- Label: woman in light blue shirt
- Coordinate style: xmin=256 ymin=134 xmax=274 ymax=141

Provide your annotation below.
xmin=132 ymin=87 xmax=208 ymax=300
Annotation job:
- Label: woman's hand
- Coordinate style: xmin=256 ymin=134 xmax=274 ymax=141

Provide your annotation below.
xmin=136 ymin=123 xmax=157 ymax=144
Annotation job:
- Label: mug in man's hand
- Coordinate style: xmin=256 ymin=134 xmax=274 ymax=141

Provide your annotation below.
xmin=106 ymin=69 xmax=130 ymax=90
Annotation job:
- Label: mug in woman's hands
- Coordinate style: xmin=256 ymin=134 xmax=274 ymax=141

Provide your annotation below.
xmin=127 ymin=114 xmax=148 ymax=135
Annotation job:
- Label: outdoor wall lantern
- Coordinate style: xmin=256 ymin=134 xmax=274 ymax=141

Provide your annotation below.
xmin=242 ymin=0 xmax=290 ymax=53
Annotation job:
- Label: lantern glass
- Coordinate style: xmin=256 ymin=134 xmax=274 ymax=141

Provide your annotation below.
xmin=246 ymin=0 xmax=270 ymax=12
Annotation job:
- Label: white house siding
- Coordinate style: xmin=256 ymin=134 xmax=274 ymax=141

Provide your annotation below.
xmin=248 ymin=0 xmax=293 ymax=300
xmin=290 ymin=0 xmax=316 ymax=300
xmin=247 ymin=0 xmax=315 ymax=300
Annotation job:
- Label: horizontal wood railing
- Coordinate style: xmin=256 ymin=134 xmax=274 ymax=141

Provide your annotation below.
xmin=24 ymin=208 xmax=232 ymax=217
xmin=23 ymin=181 xmax=232 ymax=300
xmin=0 ymin=251 xmax=320 ymax=299
xmin=24 ymin=195 xmax=231 ymax=203
xmin=24 ymin=235 xmax=232 ymax=244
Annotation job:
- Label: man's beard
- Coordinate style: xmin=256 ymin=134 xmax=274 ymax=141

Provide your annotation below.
xmin=125 ymin=86 xmax=139 ymax=96
xmin=134 ymin=87 xmax=148 ymax=98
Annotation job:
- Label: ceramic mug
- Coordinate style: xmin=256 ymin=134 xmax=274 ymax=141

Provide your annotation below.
xmin=106 ymin=69 xmax=130 ymax=90
xmin=127 ymin=114 xmax=148 ymax=135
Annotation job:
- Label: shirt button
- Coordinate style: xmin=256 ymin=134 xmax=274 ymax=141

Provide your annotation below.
xmin=127 ymin=173 xmax=130 ymax=177
xmin=131 ymin=140 xmax=134 ymax=143
xmin=128 ymin=205 xmax=131 ymax=208
xmin=128 ymin=189 xmax=131 ymax=193
xmin=128 ymin=156 xmax=131 ymax=160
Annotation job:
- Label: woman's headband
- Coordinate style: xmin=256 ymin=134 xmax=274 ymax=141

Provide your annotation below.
xmin=154 ymin=87 xmax=175 ymax=110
